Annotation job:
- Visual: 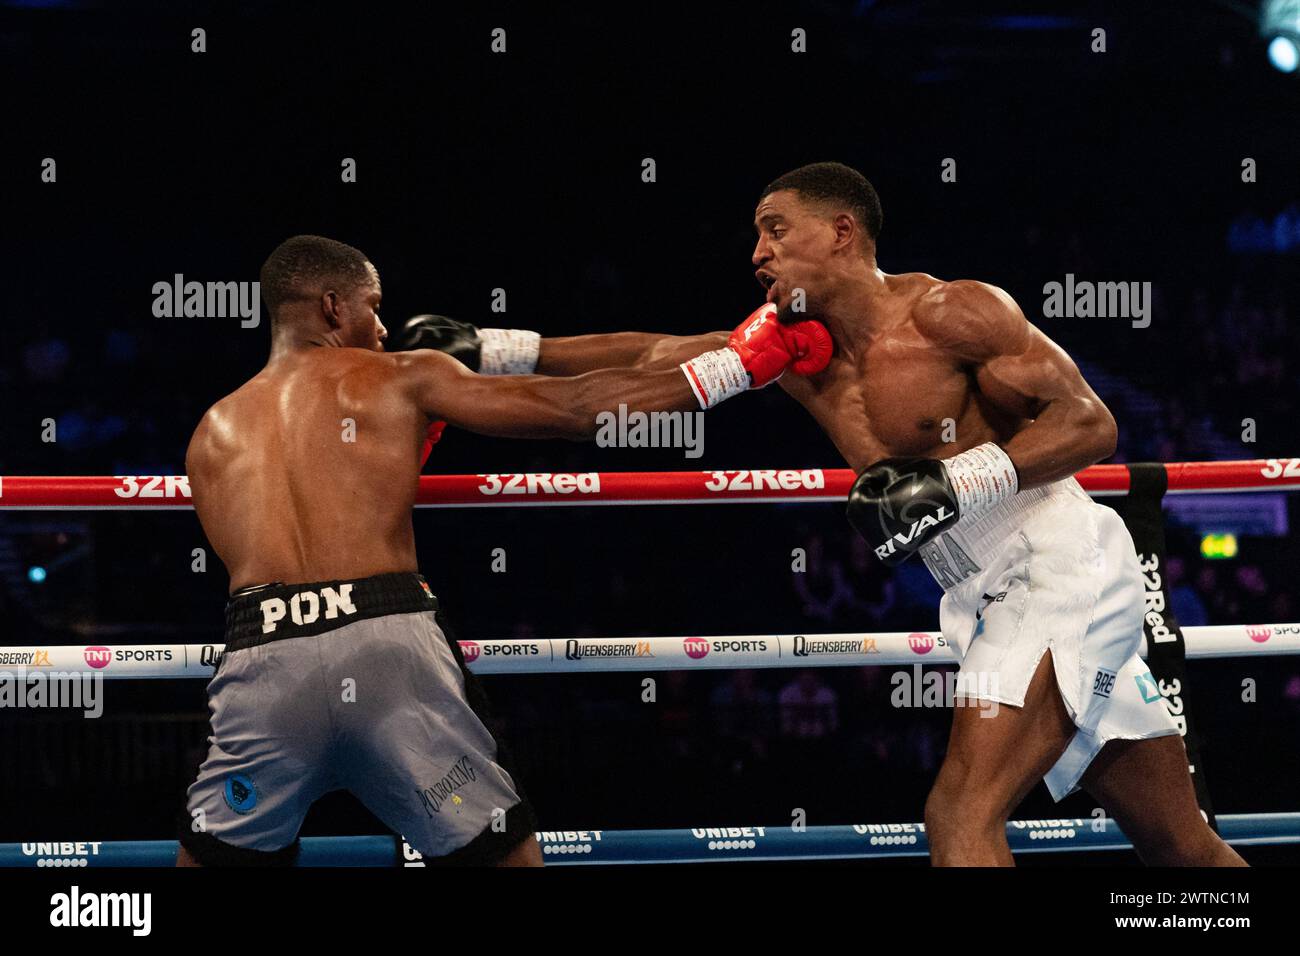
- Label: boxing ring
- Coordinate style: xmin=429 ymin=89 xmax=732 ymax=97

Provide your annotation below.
xmin=2 ymin=459 xmax=1299 ymax=865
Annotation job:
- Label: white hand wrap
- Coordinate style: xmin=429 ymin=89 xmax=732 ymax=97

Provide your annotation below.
xmin=478 ymin=328 xmax=541 ymax=375
xmin=942 ymin=442 xmax=1020 ymax=520
xmin=680 ymin=348 xmax=749 ymax=409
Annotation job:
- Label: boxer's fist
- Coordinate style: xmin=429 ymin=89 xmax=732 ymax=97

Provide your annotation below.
xmin=778 ymin=318 xmax=833 ymax=376
xmin=681 ymin=305 xmax=830 ymax=408
xmin=389 ymin=315 xmax=541 ymax=375
xmin=389 ymin=314 xmax=484 ymax=371
xmin=847 ymin=443 xmax=1019 ymax=565
xmin=846 ymin=458 xmax=960 ymax=565
xmin=726 ymin=304 xmax=793 ymax=388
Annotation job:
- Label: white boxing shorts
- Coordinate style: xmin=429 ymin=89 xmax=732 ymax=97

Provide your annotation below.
xmin=919 ymin=477 xmax=1181 ymax=800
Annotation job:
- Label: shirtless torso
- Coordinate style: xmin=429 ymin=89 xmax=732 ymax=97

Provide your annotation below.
xmin=774 ymin=269 xmax=1112 ymax=481
xmin=186 ymin=349 xmax=427 ymax=592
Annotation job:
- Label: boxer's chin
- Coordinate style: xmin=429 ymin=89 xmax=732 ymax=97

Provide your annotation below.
xmin=776 ymin=302 xmax=812 ymax=324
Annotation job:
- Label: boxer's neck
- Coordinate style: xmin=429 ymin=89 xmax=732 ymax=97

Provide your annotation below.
xmin=816 ymin=263 xmax=893 ymax=352
xmin=268 ymin=323 xmax=347 ymax=360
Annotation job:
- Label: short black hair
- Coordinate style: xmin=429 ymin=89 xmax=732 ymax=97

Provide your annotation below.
xmin=259 ymin=235 xmax=374 ymax=319
xmin=760 ymin=162 xmax=883 ymax=245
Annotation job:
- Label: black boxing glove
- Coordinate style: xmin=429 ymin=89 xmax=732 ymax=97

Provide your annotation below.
xmin=388 ymin=314 xmax=483 ymax=369
xmin=847 ymin=443 xmax=1019 ymax=565
xmin=389 ymin=314 xmax=540 ymax=375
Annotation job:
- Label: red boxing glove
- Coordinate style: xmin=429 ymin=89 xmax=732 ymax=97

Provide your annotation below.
xmin=726 ymin=303 xmax=793 ymax=389
xmin=419 ymin=419 xmax=447 ymax=469
xmin=778 ymin=319 xmax=832 ymax=375
xmin=681 ymin=304 xmax=819 ymax=408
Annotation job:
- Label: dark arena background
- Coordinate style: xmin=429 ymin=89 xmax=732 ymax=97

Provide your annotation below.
xmin=1 ymin=0 xmax=1297 ymax=928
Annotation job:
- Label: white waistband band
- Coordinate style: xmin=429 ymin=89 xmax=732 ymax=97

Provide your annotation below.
xmin=920 ymin=477 xmax=1088 ymax=590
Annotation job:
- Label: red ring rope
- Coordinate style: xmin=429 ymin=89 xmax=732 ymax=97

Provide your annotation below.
xmin=0 ymin=459 xmax=1298 ymax=509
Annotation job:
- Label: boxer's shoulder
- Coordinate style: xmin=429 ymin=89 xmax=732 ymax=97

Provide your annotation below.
xmin=329 ymin=345 xmax=426 ymax=393
xmin=387 ymin=346 xmax=466 ymax=388
xmin=911 ymin=278 xmax=1029 ymax=361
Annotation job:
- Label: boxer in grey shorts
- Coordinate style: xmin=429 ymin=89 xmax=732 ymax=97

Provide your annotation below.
xmin=179 ymin=573 xmax=536 ymax=865
xmin=179 ymin=236 xmax=809 ymax=866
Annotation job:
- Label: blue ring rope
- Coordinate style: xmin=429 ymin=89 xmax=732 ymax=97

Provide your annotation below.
xmin=3 ymin=813 xmax=1296 ymax=867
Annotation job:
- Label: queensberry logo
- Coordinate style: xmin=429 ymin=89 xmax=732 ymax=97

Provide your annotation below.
xmin=0 ymin=650 xmax=51 ymax=666
xmin=792 ymin=635 xmax=878 ymax=656
xmin=565 ymin=640 xmax=654 ymax=660
xmin=1134 ymin=671 xmax=1161 ymax=704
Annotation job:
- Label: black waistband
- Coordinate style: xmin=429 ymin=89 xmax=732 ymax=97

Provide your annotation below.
xmin=223 ymin=572 xmax=438 ymax=652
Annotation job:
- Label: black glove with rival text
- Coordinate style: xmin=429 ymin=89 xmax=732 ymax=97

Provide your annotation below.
xmin=846 ymin=458 xmax=960 ymax=565
xmin=846 ymin=443 xmax=1020 ymax=566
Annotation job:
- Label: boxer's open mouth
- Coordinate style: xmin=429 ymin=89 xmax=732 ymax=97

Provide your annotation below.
xmin=756 ymin=270 xmax=778 ymax=302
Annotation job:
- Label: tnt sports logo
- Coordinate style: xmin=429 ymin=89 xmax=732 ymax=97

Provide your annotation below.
xmin=460 ymin=641 xmax=481 ymax=664
xmin=1134 ymin=671 xmax=1161 ymax=704
xmin=683 ymin=638 xmax=710 ymax=660
xmin=1092 ymin=668 xmax=1117 ymax=699
xmin=908 ymin=633 xmax=935 ymax=655
xmin=224 ymin=773 xmax=258 ymax=814
xmin=1247 ymin=627 xmax=1272 ymax=644
xmin=83 ymin=646 xmax=112 ymax=669
xmin=260 ymin=584 xmax=357 ymax=634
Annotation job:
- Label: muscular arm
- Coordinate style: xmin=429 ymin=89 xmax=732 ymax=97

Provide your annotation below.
xmin=537 ymin=331 xmax=729 ymax=375
xmin=398 ymin=349 xmax=700 ymax=440
xmin=917 ymin=280 xmax=1118 ymax=488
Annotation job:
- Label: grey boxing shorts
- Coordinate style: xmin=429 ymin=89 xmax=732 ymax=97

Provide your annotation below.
xmin=178 ymin=572 xmax=536 ymax=865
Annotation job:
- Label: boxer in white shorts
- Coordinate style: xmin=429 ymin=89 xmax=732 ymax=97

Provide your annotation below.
xmin=924 ymin=476 xmax=1180 ymax=801
xmin=403 ymin=162 xmax=1247 ymax=866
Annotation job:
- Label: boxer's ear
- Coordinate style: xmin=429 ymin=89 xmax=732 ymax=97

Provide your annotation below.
xmin=321 ymin=290 xmax=344 ymax=330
